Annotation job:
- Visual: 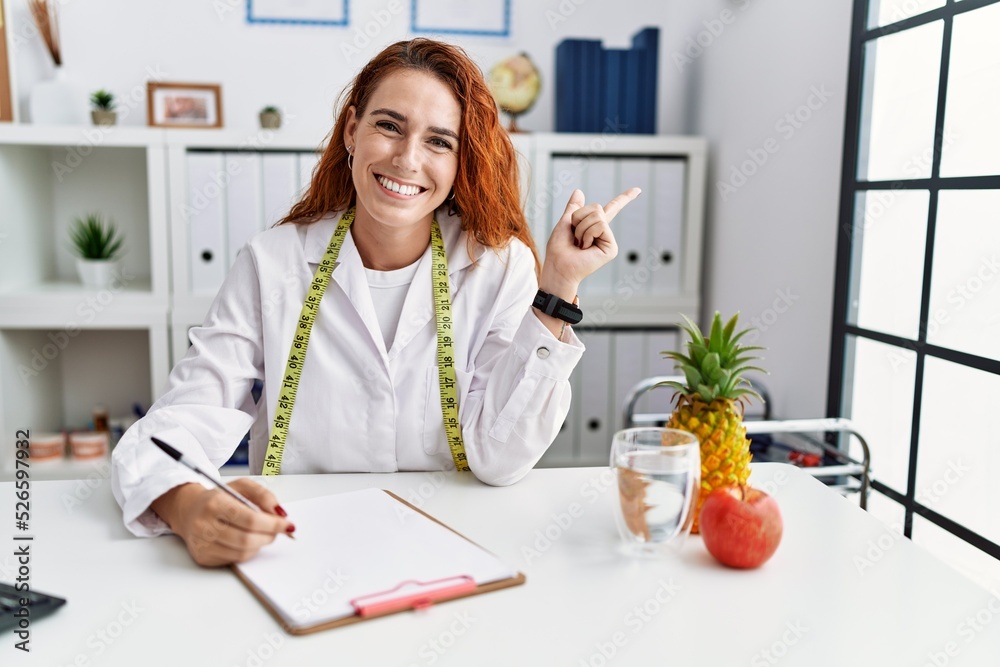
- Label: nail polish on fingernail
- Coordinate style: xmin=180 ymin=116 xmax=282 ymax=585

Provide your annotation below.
xmin=286 ymin=524 xmax=296 ymax=534
xmin=274 ymin=505 xmax=287 ymax=517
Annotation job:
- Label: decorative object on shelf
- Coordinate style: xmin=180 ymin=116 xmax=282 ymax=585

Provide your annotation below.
xmin=147 ymin=81 xmax=223 ymax=128
xmin=89 ymin=89 xmax=117 ymax=126
xmin=259 ymin=105 xmax=282 ymax=129
xmin=27 ymin=0 xmax=85 ymax=125
xmin=28 ymin=433 xmax=66 ymax=462
xmin=0 ymin=0 xmax=14 ymax=122
xmin=69 ymin=213 xmax=125 ymax=289
xmin=487 ymin=53 xmax=540 ymax=134
xmin=659 ymin=312 xmax=766 ymax=533
xmin=68 ymin=431 xmax=109 ymax=460
xmin=412 ymin=0 xmax=510 ymax=37
xmin=555 ymin=27 xmax=659 ymax=134
xmin=246 ymin=0 xmax=348 ymax=26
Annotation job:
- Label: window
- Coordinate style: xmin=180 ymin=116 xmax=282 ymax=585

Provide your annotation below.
xmin=830 ymin=0 xmax=1000 ymax=588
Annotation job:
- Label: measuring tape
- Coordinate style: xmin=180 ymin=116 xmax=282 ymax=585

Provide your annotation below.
xmin=262 ymin=208 xmax=469 ymax=475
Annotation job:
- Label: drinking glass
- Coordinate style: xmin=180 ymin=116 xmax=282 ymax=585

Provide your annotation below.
xmin=610 ymin=427 xmax=701 ymax=556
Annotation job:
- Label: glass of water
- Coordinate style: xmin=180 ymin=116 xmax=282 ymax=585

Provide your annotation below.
xmin=611 ymin=427 xmax=701 ymax=556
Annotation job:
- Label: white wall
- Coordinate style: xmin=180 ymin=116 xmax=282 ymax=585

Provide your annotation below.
xmin=6 ymin=0 xmax=697 ymax=136
xmin=5 ymin=0 xmax=854 ymax=419
xmin=681 ymin=0 xmax=853 ymax=419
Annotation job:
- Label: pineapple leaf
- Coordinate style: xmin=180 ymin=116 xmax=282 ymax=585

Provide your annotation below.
xmin=722 ymin=312 xmax=739 ymax=341
xmin=708 ymin=313 xmax=723 ymax=352
xmin=679 ymin=313 xmax=704 ymax=347
xmin=730 ymin=365 xmax=769 ymax=377
xmin=703 ymin=352 xmax=721 ymax=378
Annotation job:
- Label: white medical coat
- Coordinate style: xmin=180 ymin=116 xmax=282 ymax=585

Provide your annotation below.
xmin=111 ymin=207 xmax=584 ymax=536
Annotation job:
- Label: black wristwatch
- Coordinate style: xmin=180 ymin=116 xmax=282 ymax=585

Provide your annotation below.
xmin=532 ymin=289 xmax=583 ymax=324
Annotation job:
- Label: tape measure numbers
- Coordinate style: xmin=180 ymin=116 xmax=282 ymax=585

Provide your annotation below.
xmin=262 ymin=208 xmax=470 ymax=475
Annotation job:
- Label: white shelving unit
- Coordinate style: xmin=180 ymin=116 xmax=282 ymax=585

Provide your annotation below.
xmin=0 ymin=125 xmax=706 ymax=478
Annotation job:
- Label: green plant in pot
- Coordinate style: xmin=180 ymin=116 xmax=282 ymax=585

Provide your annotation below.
xmin=90 ymin=89 xmax=117 ymax=126
xmin=70 ymin=213 xmax=125 ymax=289
xmin=259 ymin=105 xmax=282 ymax=129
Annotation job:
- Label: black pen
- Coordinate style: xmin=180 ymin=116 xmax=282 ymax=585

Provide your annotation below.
xmin=151 ymin=436 xmax=294 ymax=539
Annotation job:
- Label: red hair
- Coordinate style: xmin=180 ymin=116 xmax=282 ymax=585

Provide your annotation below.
xmin=279 ymin=38 xmax=539 ymax=273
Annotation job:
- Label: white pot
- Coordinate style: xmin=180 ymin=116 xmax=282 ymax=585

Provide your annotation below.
xmin=30 ymin=66 xmax=86 ymax=125
xmin=75 ymin=259 xmax=121 ymax=289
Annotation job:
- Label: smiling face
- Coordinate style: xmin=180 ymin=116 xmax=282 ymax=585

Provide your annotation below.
xmin=343 ymin=69 xmax=462 ymax=234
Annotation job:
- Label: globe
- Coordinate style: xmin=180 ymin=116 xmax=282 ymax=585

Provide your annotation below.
xmin=488 ymin=53 xmax=541 ymax=133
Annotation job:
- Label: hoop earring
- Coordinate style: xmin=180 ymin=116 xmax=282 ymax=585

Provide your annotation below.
xmin=447 ymin=189 xmax=455 ymax=201
xmin=347 ymin=145 xmax=354 ymax=171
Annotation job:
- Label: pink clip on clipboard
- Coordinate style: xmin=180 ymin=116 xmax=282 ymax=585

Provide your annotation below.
xmin=350 ymin=576 xmax=477 ymax=617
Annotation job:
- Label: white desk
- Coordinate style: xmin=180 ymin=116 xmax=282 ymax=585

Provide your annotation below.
xmin=3 ymin=464 xmax=999 ymax=666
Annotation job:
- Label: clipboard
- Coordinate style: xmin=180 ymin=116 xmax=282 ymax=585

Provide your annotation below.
xmin=232 ymin=489 xmax=526 ymax=635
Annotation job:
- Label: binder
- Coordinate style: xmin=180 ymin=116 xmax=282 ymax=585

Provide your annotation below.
xmin=547 ymin=155 xmax=587 ymax=269
xmin=623 ymin=48 xmax=642 ymax=134
xmin=582 ymin=157 xmax=617 ymax=296
xmin=233 ymin=488 xmax=525 ymax=635
xmin=602 ymin=49 xmax=626 ymax=132
xmin=613 ymin=331 xmax=645 ymax=432
xmin=224 ymin=152 xmax=263 ymax=266
xmin=650 ymin=159 xmax=686 ymax=295
xmin=577 ymin=40 xmax=604 ymax=132
xmin=543 ymin=359 xmax=580 ymax=466
xmin=638 ymin=331 xmax=680 ymax=417
xmin=186 ymin=152 xmax=227 ymax=295
xmin=576 ymin=329 xmax=612 ymax=465
xmin=631 ymin=27 xmax=659 ymax=134
xmin=555 ymin=40 xmax=578 ymax=132
xmin=261 ymin=152 xmax=300 ymax=228
xmin=613 ymin=158 xmax=653 ymax=297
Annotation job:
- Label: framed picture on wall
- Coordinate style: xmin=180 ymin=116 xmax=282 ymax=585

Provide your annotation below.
xmin=247 ymin=0 xmax=348 ymax=26
xmin=147 ymin=82 xmax=223 ymax=129
xmin=0 ymin=0 xmax=14 ymax=122
xmin=411 ymin=0 xmax=510 ymax=37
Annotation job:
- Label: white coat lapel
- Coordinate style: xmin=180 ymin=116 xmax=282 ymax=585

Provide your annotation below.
xmin=302 ymin=212 xmax=386 ymax=356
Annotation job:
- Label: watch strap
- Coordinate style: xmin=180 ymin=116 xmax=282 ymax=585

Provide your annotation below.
xmin=533 ymin=289 xmax=583 ymax=325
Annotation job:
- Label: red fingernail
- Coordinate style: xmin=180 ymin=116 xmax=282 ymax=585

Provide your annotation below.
xmin=574 ymin=238 xmax=580 ymax=247
xmin=286 ymin=524 xmax=296 ymax=534
xmin=274 ymin=505 xmax=287 ymax=517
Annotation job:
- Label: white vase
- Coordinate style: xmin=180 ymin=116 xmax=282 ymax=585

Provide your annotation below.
xmin=76 ymin=259 xmax=121 ymax=290
xmin=30 ymin=67 xmax=85 ymax=125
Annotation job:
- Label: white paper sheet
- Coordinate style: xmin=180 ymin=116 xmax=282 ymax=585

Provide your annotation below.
xmin=234 ymin=488 xmax=517 ymax=628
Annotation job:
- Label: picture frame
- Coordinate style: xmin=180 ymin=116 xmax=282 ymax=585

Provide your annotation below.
xmin=147 ymin=82 xmax=223 ymax=129
xmin=411 ymin=0 xmax=510 ymax=37
xmin=0 ymin=0 xmax=14 ymax=122
xmin=247 ymin=0 xmax=349 ymax=26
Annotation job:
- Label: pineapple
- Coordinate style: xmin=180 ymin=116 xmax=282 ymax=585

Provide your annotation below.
xmin=661 ymin=312 xmax=765 ymax=533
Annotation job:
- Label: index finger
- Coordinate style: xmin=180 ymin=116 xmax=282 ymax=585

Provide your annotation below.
xmin=602 ymin=187 xmax=642 ymax=221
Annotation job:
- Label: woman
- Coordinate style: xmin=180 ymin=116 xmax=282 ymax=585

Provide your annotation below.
xmin=112 ymin=39 xmax=639 ymax=566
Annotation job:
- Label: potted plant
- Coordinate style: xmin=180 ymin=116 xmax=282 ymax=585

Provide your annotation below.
xmin=69 ymin=213 xmax=125 ymax=289
xmin=90 ymin=89 xmax=117 ymax=126
xmin=259 ymin=105 xmax=282 ymax=129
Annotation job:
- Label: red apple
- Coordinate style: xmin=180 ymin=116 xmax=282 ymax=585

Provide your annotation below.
xmin=698 ymin=485 xmax=783 ymax=569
